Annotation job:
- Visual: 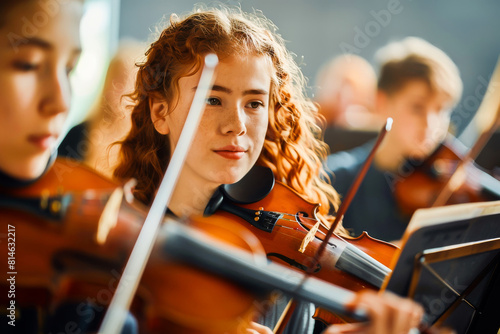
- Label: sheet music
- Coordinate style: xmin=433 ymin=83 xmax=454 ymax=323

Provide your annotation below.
xmin=383 ymin=200 xmax=500 ymax=333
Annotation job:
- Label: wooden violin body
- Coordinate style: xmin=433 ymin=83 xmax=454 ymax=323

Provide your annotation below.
xmin=0 ymin=158 xmax=264 ymax=333
xmin=203 ymin=176 xmax=398 ymax=325
xmin=2 ymin=158 xmax=375 ymax=333
xmin=394 ymin=136 xmax=500 ymax=216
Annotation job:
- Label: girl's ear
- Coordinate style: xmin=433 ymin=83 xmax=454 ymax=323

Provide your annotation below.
xmin=150 ymin=98 xmax=169 ymax=134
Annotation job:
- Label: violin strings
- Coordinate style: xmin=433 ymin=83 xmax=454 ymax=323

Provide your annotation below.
xmin=269 ymin=211 xmax=331 ymax=230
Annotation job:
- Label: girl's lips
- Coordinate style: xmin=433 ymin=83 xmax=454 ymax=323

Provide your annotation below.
xmin=28 ymin=134 xmax=56 ymax=150
xmin=214 ymin=150 xmax=246 ymax=160
xmin=213 ymin=145 xmax=247 ymax=160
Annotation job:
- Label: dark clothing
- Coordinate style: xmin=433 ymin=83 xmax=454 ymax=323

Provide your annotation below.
xmin=323 ymin=126 xmax=377 ymax=154
xmin=326 ymin=141 xmax=409 ymax=242
xmin=57 ymin=121 xmax=90 ymax=162
xmin=0 ymin=150 xmax=56 ymax=189
xmin=1 ymin=303 xmax=138 ymax=334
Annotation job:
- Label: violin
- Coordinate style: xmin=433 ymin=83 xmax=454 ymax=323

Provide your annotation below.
xmin=201 ymin=118 xmax=398 ymax=327
xmin=394 ymin=135 xmax=500 ymax=216
xmin=1 ymin=158 xmax=370 ymax=333
xmin=394 ymin=57 xmax=500 ymax=216
xmin=203 ymin=165 xmax=397 ymax=325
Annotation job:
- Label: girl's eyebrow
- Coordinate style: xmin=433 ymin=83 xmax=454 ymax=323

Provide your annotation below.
xmin=15 ymin=37 xmax=52 ymax=50
xmin=210 ymin=85 xmax=232 ymax=93
xmin=193 ymin=84 xmax=268 ymax=96
xmin=242 ymin=89 xmax=269 ymax=96
xmin=12 ymin=37 xmax=82 ymax=55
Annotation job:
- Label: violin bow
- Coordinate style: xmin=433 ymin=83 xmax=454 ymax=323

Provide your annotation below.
xmin=98 ymin=54 xmax=218 ymax=334
xmin=432 ymin=56 xmax=500 ymax=207
xmin=274 ymin=118 xmax=393 ymax=334
xmin=315 ymin=117 xmax=392 ymax=259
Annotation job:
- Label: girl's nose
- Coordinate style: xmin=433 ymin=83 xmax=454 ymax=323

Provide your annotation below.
xmin=40 ymin=70 xmax=71 ymax=117
xmin=220 ymin=105 xmax=247 ymax=136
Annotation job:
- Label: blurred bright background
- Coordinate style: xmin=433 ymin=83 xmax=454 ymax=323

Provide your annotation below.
xmin=69 ymin=0 xmax=119 ymax=127
xmin=71 ymin=0 xmax=500 ymax=144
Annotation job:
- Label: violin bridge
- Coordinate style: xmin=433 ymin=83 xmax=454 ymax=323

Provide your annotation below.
xmin=299 ymin=221 xmax=320 ymax=253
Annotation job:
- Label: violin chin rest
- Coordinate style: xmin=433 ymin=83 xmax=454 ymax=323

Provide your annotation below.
xmin=204 ymin=188 xmax=224 ymax=216
xmin=222 ymin=165 xmax=275 ymax=204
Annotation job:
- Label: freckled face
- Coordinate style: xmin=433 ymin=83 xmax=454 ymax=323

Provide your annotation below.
xmin=0 ymin=1 xmax=82 ymax=179
xmin=164 ymin=55 xmax=272 ymax=188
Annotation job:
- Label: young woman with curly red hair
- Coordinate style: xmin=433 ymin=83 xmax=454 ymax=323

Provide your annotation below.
xmin=114 ymin=6 xmax=425 ymax=334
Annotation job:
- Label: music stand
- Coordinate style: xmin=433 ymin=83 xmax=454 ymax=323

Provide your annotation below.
xmin=383 ymin=200 xmax=500 ymax=334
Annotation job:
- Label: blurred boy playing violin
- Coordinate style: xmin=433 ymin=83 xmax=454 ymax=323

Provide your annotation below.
xmin=327 ymin=37 xmax=462 ymax=243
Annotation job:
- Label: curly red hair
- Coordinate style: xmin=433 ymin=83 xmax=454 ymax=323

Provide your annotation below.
xmin=114 ymin=6 xmax=340 ymax=227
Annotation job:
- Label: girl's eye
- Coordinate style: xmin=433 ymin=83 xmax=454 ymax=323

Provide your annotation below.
xmin=13 ymin=61 xmax=39 ymax=71
xmin=247 ymin=101 xmax=264 ymax=109
xmin=206 ymin=97 xmax=221 ymax=106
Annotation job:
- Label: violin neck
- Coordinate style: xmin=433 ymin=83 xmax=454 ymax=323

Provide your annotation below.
xmin=159 ymin=218 xmax=368 ymax=322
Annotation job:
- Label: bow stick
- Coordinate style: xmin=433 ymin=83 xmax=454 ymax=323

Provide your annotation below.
xmin=432 ymin=56 xmax=500 ymax=207
xmin=98 ymin=54 xmax=218 ymax=334
xmin=310 ymin=118 xmax=392 ymax=273
xmin=274 ymin=117 xmax=393 ymax=333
